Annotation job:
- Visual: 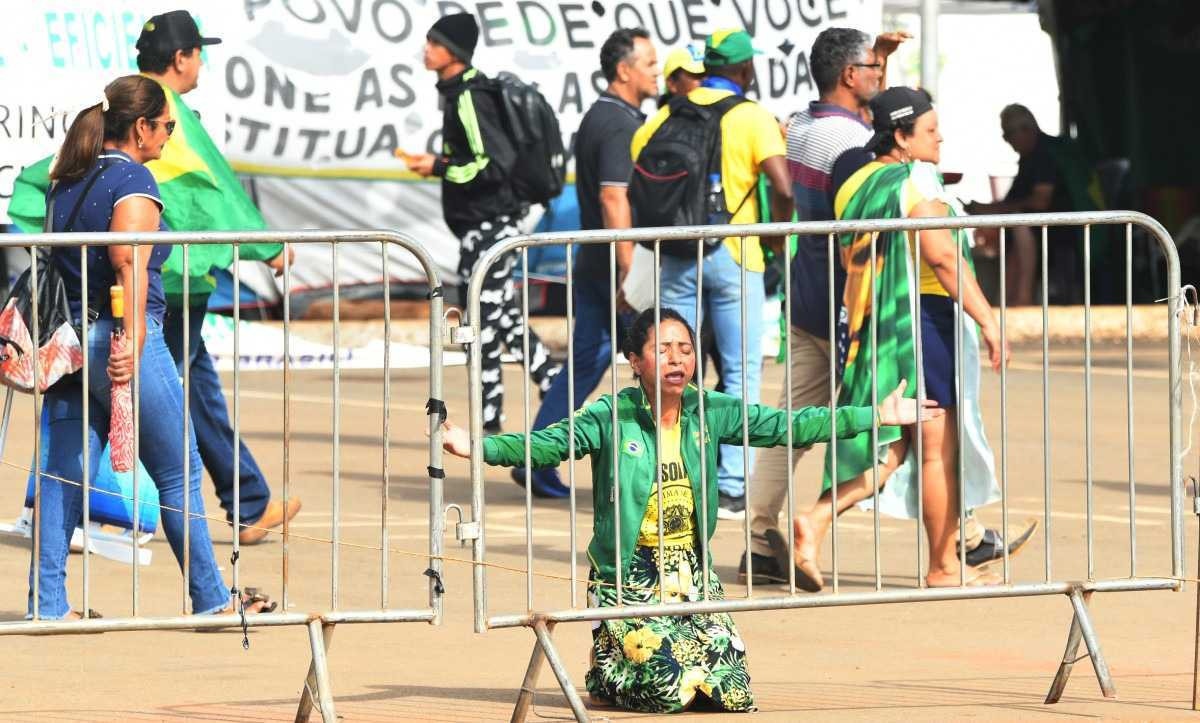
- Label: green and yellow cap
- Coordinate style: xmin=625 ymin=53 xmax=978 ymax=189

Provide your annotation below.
xmin=704 ymin=28 xmax=761 ymax=68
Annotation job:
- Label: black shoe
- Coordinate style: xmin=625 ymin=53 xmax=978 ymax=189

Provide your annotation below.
xmin=483 ymin=422 xmax=502 ymax=435
xmin=717 ymin=492 xmax=745 ymax=520
xmin=764 ymin=527 xmax=823 ymax=592
xmin=737 ymin=550 xmax=786 ymax=584
xmin=510 ymin=467 xmax=571 ymax=499
xmin=963 ymin=521 xmax=1038 ymax=567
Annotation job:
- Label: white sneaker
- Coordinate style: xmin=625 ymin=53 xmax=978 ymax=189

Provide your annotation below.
xmin=717 ymin=493 xmax=746 ymax=521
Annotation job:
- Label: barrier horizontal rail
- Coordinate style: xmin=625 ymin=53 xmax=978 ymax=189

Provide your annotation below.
xmin=461 ymin=210 xmax=1186 ymax=722
xmin=0 ymin=230 xmax=446 ymax=723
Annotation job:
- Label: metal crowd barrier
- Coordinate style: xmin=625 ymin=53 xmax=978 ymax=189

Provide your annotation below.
xmin=0 ymin=230 xmax=446 ymax=723
xmin=460 ymin=211 xmax=1187 ymax=722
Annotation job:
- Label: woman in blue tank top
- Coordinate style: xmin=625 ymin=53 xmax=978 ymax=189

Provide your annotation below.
xmin=31 ymin=75 xmax=274 ymax=619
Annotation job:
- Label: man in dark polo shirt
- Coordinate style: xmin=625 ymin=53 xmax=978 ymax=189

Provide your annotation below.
xmin=512 ymin=28 xmax=659 ymax=497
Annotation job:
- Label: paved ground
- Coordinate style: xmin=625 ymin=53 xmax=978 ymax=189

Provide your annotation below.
xmin=2 ymin=335 xmax=1199 ymax=721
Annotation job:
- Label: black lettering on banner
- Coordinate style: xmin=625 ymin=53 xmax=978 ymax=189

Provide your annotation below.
xmin=797 ymin=0 xmax=824 ymax=27
xmin=238 ymin=117 xmax=270 ymax=151
xmin=476 ymin=1 xmax=512 ymax=46
xmin=680 ymin=0 xmax=709 ymax=41
xmin=336 ymin=128 xmax=366 ymax=158
xmin=389 ymin=65 xmax=416 ymax=107
xmin=298 ymin=128 xmax=330 ymax=160
xmin=517 ymin=1 xmax=555 ymax=45
xmin=0 ymin=105 xmax=10 ymax=137
xmin=373 ymin=0 xmax=412 ymax=43
xmin=283 ymin=0 xmax=325 ymax=24
xmin=793 ymin=51 xmax=813 ymax=94
xmin=559 ymin=72 xmax=582 ymax=114
xmin=265 ymin=66 xmax=296 ymax=108
xmin=559 ymin=4 xmax=593 ymax=48
xmin=649 ymin=1 xmax=681 ymax=46
xmin=226 ymin=56 xmax=255 ymax=98
xmin=425 ymin=129 xmax=442 ymax=154
xmin=273 ymin=125 xmax=289 ymax=155
xmin=329 ymin=0 xmax=364 ymax=33
xmin=305 ymin=92 xmax=331 ymax=112
xmin=356 ymin=67 xmax=385 ymax=110
xmin=613 ymin=3 xmax=645 ymax=29
xmin=768 ymin=57 xmax=787 ymax=98
xmin=244 ymin=0 xmax=270 ymax=21
xmin=0 ymin=165 xmax=15 ymax=199
xmin=368 ymin=124 xmax=400 ymax=157
xmin=437 ymin=1 xmax=468 ymax=16
xmin=764 ymin=0 xmax=790 ymax=30
xmin=827 ymin=0 xmax=850 ymax=20
xmin=729 ymin=0 xmax=757 ymax=36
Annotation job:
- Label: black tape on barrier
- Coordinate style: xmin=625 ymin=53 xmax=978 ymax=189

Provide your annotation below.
xmin=427 ymin=285 xmax=444 ymax=299
xmin=425 ymin=398 xmax=448 ymax=424
xmin=427 ymin=466 xmax=446 ymax=479
xmin=424 ymin=567 xmax=446 ymax=594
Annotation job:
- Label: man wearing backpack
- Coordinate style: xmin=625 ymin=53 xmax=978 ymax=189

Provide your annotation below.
xmin=630 ymin=29 xmax=794 ymax=521
xmin=511 ymin=28 xmax=660 ymax=498
xmin=410 ymin=12 xmax=560 ymax=433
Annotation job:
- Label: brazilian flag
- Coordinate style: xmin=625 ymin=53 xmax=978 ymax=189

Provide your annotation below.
xmin=7 ymin=80 xmax=281 ymax=300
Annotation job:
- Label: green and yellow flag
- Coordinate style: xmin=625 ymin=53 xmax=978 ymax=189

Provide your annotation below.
xmin=7 ymin=80 xmax=281 ymax=304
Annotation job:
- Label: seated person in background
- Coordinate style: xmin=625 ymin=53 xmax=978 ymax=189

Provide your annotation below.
xmin=966 ymin=104 xmax=1109 ymax=305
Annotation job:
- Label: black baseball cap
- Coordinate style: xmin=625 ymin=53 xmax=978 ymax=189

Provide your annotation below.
xmin=864 ymin=86 xmax=934 ymax=152
xmin=136 ymin=10 xmax=221 ymax=56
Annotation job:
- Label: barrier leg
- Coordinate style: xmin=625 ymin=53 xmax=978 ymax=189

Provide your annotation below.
xmin=511 ymin=621 xmax=554 ymax=722
xmin=518 ymin=620 xmax=588 ymax=722
xmin=1045 ymin=590 xmax=1115 ymax=703
xmin=295 ymin=620 xmax=337 ymax=722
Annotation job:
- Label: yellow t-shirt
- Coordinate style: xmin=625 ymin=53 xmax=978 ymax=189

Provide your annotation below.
xmin=637 ymin=423 xmax=695 ymax=547
xmin=834 ymin=160 xmax=951 ymax=297
xmin=630 ymin=87 xmax=786 ymax=273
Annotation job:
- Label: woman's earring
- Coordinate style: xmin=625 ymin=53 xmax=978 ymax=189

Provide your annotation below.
xmin=137 ymin=137 xmax=144 ymax=149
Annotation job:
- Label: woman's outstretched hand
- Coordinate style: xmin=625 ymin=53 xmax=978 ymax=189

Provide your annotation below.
xmin=877 ymin=379 xmax=944 ymax=426
xmin=431 ymin=420 xmax=471 ymax=458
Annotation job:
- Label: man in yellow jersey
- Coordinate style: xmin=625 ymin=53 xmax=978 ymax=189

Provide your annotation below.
xmin=631 ymin=29 xmax=793 ymax=521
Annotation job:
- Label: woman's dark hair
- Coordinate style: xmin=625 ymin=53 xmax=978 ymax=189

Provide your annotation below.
xmin=52 ymin=75 xmax=167 ymax=183
xmin=865 ymin=88 xmax=934 ymax=155
xmin=600 ymin=27 xmax=650 ymax=83
xmin=621 ymin=307 xmax=696 ymax=360
xmin=869 ymin=117 xmax=920 ymax=156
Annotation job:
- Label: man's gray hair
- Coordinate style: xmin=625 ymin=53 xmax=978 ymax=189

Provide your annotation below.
xmin=811 ymin=28 xmax=873 ymax=95
xmin=1000 ymin=103 xmax=1039 ymax=131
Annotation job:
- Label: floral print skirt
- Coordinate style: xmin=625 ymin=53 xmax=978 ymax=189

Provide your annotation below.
xmin=584 ymin=543 xmax=754 ymax=713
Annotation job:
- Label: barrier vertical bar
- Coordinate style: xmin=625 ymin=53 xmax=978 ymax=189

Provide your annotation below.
xmin=828 ymin=232 xmax=840 ymax=594
xmin=182 ymin=243 xmax=191 ymax=612
xmin=331 ymin=243 xmax=341 ymax=610
xmin=740 ymin=235 xmax=752 ymax=597
xmin=232 ymin=244 xmax=242 ymax=600
xmin=956 ymin=221 xmax=965 ymax=586
xmin=566 ymin=242 xmax=577 ymax=609
xmin=610 ymin=239 xmax=623 ymax=607
xmin=870 ymin=232 xmax=881 ymax=591
xmin=470 ymin=254 xmax=489 ymax=633
xmin=381 ymin=243 xmax=391 ymax=608
xmin=999 ymin=227 xmax=1010 ymax=583
xmin=282 ymin=242 xmax=293 ymax=610
xmin=914 ymin=230 xmax=925 ymax=588
xmin=30 ymin=249 xmax=41 ymax=620
xmin=131 ymin=247 xmax=141 ymax=615
xmin=425 ymin=244 xmax=446 ymax=624
xmin=1168 ymin=223 xmax=1184 ymax=580
xmin=1084 ymin=225 xmax=1094 ymax=580
xmin=696 ymin=238 xmax=710 ymax=600
xmin=81 ymin=245 xmax=91 ymax=616
xmin=1125 ymin=224 xmax=1136 ymax=576
xmin=522 ymin=248 xmax=534 ymax=611
xmin=654 ymin=240 xmax=664 ymax=603
xmin=784 ymin=231 xmax=795 ymax=596
xmin=1042 ymin=225 xmax=1052 ymax=583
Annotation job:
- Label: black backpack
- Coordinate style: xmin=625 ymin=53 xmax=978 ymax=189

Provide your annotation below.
xmin=489 ymin=72 xmax=566 ymax=206
xmin=629 ymin=94 xmax=753 ymax=258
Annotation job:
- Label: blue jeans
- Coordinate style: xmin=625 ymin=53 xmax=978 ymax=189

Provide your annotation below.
xmin=532 ymin=273 xmax=631 ymax=432
xmin=659 ymin=245 xmax=765 ymax=497
xmin=162 ymin=303 xmax=270 ymax=525
xmin=28 ymin=317 xmax=229 ymax=618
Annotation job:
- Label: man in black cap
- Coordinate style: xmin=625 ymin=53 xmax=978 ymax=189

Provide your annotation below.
xmin=410 ymin=13 xmax=560 ymax=434
xmin=138 ymin=10 xmax=302 ymax=543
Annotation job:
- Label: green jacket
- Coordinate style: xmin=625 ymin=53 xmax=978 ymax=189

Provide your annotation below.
xmin=483 ymin=384 xmax=877 ymax=584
